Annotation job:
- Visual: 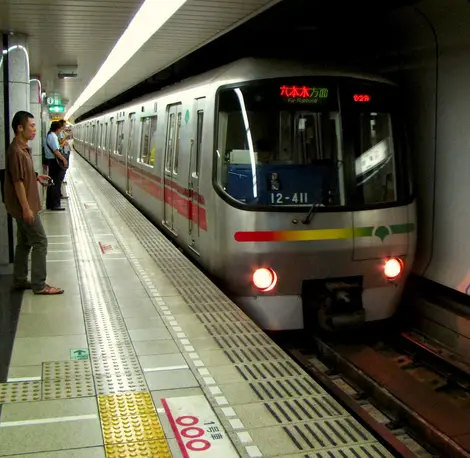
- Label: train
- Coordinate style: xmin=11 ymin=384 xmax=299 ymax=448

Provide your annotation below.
xmin=72 ymin=57 xmax=417 ymax=332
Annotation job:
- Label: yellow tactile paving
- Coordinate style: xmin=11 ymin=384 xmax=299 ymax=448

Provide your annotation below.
xmin=105 ymin=440 xmax=172 ymax=458
xmin=98 ymin=392 xmax=156 ymax=419
xmin=98 ymin=392 xmax=172 ymax=457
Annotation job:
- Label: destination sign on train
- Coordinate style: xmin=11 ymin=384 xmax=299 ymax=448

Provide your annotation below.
xmin=280 ymin=85 xmax=329 ymax=103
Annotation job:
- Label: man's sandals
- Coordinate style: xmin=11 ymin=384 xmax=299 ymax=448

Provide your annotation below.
xmin=13 ymin=282 xmax=63 ymax=295
xmin=34 ymin=284 xmax=64 ymax=295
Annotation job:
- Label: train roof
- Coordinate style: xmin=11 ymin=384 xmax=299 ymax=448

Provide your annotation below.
xmin=77 ymin=57 xmax=396 ymax=123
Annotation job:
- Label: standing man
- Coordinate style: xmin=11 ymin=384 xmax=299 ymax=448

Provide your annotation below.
xmin=4 ymin=111 xmax=64 ymax=295
xmin=44 ymin=121 xmax=67 ymax=211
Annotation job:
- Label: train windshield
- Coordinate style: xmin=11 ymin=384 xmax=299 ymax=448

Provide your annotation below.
xmin=215 ymin=78 xmax=410 ymax=209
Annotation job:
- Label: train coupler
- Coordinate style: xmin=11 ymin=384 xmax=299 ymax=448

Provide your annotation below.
xmin=302 ymin=276 xmax=365 ymax=332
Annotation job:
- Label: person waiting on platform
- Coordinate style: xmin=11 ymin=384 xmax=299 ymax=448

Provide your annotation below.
xmin=44 ymin=121 xmax=67 ymax=211
xmin=4 ymin=111 xmax=64 ymax=295
xmin=58 ymin=119 xmax=70 ymax=198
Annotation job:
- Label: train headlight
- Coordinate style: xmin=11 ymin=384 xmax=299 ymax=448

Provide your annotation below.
xmin=253 ymin=268 xmax=278 ymax=292
xmin=384 ymin=258 xmax=403 ymax=280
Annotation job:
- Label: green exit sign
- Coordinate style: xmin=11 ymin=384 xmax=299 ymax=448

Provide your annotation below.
xmin=49 ymin=105 xmax=65 ymax=113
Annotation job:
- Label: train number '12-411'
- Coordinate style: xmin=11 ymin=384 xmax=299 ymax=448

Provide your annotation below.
xmin=270 ymin=192 xmax=308 ymax=204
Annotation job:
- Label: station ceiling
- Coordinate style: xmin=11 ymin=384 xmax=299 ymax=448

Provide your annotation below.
xmin=0 ymin=0 xmax=282 ymax=120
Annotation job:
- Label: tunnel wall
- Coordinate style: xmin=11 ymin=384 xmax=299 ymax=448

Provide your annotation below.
xmin=364 ymin=0 xmax=470 ymax=295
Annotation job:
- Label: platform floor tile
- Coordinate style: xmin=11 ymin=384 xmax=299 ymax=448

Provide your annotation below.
xmin=0 ymin=398 xmax=102 ymax=456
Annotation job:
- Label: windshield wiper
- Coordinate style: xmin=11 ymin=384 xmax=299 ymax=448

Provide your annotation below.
xmin=302 ymin=201 xmax=321 ymax=225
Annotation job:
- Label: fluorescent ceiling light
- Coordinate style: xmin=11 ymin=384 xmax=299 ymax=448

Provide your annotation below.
xmin=65 ymin=0 xmax=186 ymax=120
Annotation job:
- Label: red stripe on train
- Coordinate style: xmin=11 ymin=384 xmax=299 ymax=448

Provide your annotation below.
xmin=98 ymin=153 xmax=208 ymax=231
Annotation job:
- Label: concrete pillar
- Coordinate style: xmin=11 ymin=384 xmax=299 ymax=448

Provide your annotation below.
xmin=0 ymin=32 xmax=30 ymax=274
xmin=30 ymin=78 xmax=44 ymax=207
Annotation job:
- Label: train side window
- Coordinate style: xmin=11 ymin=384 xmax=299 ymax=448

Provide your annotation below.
xmin=173 ymin=112 xmax=182 ymax=175
xmin=195 ymin=110 xmax=204 ymax=176
xmin=116 ymin=120 xmax=125 ymax=155
xmin=139 ymin=115 xmax=158 ymax=167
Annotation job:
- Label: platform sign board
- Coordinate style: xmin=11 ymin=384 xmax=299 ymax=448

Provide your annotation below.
xmin=70 ymin=349 xmax=89 ymax=361
xmin=162 ymin=395 xmax=239 ymax=457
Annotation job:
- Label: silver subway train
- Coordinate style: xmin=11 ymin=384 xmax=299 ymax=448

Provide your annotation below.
xmin=73 ymin=58 xmax=417 ymax=331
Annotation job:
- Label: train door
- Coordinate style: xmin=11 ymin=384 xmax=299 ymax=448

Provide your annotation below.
xmin=85 ymin=125 xmax=90 ymax=160
xmin=163 ymin=103 xmax=182 ymax=234
xmin=95 ymin=122 xmax=100 ymax=166
xmin=91 ymin=124 xmax=96 ymax=163
xmin=102 ymin=123 xmax=108 ymax=172
xmin=188 ymin=98 xmax=205 ymax=253
xmin=97 ymin=122 xmax=102 ymax=167
xmin=107 ymin=117 xmax=114 ymax=178
xmin=126 ymin=113 xmax=136 ymax=196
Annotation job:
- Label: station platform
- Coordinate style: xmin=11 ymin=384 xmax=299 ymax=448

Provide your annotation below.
xmin=0 ymin=154 xmax=394 ymax=457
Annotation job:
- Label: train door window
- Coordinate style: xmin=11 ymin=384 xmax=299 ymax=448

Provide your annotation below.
xmin=128 ymin=113 xmax=136 ymax=158
xmin=195 ymin=110 xmax=204 ymax=177
xmin=139 ymin=115 xmax=157 ymax=166
xmin=165 ymin=113 xmax=176 ymax=172
xmin=173 ymin=112 xmax=182 ymax=174
xmin=86 ymin=125 xmax=89 ymax=144
xmin=91 ymin=125 xmax=95 ymax=146
xmin=116 ymin=120 xmax=124 ymax=155
xmin=99 ymin=123 xmax=104 ymax=149
xmin=104 ymin=124 xmax=108 ymax=150
xmin=109 ymin=118 xmax=115 ymax=152
xmin=354 ymin=112 xmax=397 ymax=204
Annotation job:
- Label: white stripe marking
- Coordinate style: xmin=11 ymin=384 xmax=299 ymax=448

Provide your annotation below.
xmin=222 ymin=407 xmax=236 ymax=417
xmin=209 ymin=386 xmax=221 ymax=395
xmin=229 ymin=419 xmax=244 ymax=429
xmin=0 ymin=414 xmax=97 ymax=428
xmin=237 ymin=432 xmax=253 ymax=444
xmin=215 ymin=396 xmax=228 ymax=406
xmin=143 ymin=365 xmax=188 ymax=373
xmin=246 ymin=445 xmax=263 ymax=458
xmin=7 ymin=376 xmax=41 ymax=382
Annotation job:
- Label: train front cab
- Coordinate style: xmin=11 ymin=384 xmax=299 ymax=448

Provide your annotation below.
xmin=213 ymin=76 xmax=416 ymax=332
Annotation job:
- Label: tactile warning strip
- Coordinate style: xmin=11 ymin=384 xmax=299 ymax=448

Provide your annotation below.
xmin=105 ymin=440 xmax=172 ymax=458
xmin=42 ymin=360 xmax=92 ymax=380
xmin=66 ymin=180 xmax=172 ymax=457
xmin=72 ymin=154 xmax=393 ymax=457
xmin=0 ymin=381 xmax=41 ymax=403
xmin=98 ymin=393 xmax=170 ymax=456
xmin=42 ymin=378 xmax=95 ymax=400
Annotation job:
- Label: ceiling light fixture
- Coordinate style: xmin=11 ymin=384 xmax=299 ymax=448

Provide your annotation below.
xmin=65 ymin=0 xmax=186 ymax=120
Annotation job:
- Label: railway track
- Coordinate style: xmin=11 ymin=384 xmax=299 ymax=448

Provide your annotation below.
xmin=277 ymin=328 xmax=470 ymax=458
